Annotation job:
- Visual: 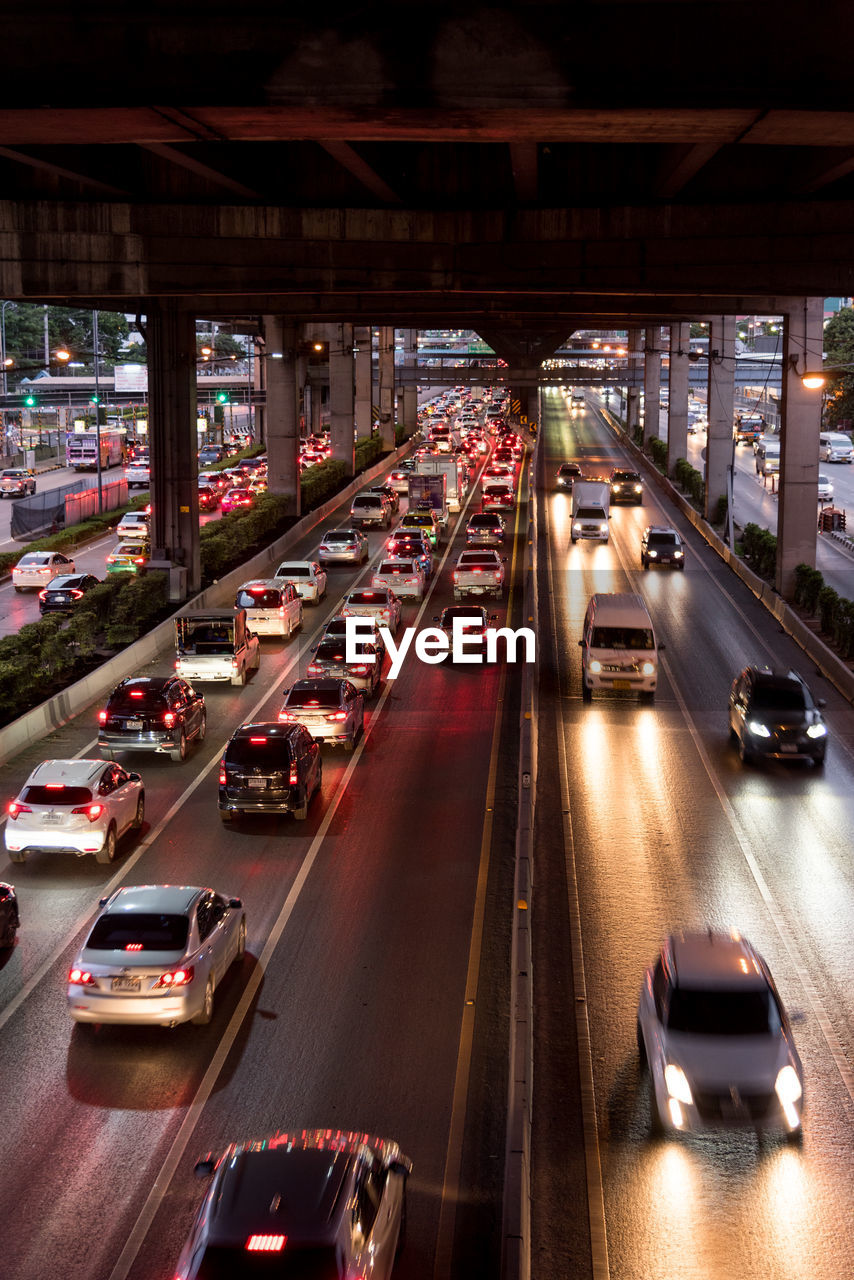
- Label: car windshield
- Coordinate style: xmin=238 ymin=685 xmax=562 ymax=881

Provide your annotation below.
xmin=591 ymin=627 xmax=654 ymax=650
xmin=647 ymin=534 xmax=679 ymax=548
xmin=666 ymin=987 xmax=782 ymax=1036
xmin=613 ymin=472 xmax=638 ymax=482
xmin=194 ymin=1244 xmax=340 ymax=1278
xmin=86 ymin=912 xmax=190 ymax=952
xmin=23 ymin=784 xmax=92 ymax=806
xmin=751 ymin=684 xmax=807 ymax=711
xmin=287 ymin=689 xmax=340 ymax=708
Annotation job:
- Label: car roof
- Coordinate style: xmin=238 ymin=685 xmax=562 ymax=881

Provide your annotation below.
xmin=587 ymin=592 xmax=652 ymax=626
xmin=27 ymin=758 xmax=107 ymax=787
xmin=105 ymin=884 xmax=204 ymax=915
xmin=289 ymin=677 xmax=347 ymax=693
xmin=231 ymin=721 xmax=296 ymax=740
xmin=237 ymin=578 xmax=286 ymax=591
xmin=668 ymin=930 xmax=768 ymax=991
xmin=745 ymin=667 xmax=806 ymax=691
xmin=114 ymin=676 xmax=171 ymax=694
xmin=645 ymin=525 xmax=680 ymax=538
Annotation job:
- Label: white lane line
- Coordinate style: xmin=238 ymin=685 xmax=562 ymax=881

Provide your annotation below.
xmin=544 ymin=464 xmax=611 ymax=1279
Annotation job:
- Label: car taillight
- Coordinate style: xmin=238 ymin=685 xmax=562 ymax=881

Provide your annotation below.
xmin=98 ymin=710 xmax=108 ymax=724
xmin=71 ymin=803 xmax=104 ymax=823
xmin=289 ymin=760 xmax=299 ymax=785
xmin=350 ymin=665 xmax=369 ymax=675
xmin=307 ymin=663 xmax=321 ymax=675
xmin=278 ymin=710 xmax=297 ymax=722
xmin=38 ymin=567 xmax=51 ymax=574
xmin=406 ymin=577 xmax=418 ymax=585
xmin=246 ymin=1235 xmax=286 ymax=1253
xmin=68 ymin=968 xmax=96 ymax=986
xmin=154 ymin=966 xmax=194 ymax=989
xmin=134 ymin=557 xmax=145 ymax=565
xmin=70 ymin=589 xmax=83 ymax=600
xmin=38 ymin=589 xmax=48 ymax=601
xmin=219 ymin=759 xmax=227 ymax=784
xmin=7 ymin=802 xmax=32 ymax=819
xmin=163 ymin=712 xmax=176 ymax=728
xmin=453 ymin=571 xmax=460 ymax=580
xmin=279 ymin=606 xmax=285 ymax=616
xmin=325 ymin=711 xmax=347 ymax=721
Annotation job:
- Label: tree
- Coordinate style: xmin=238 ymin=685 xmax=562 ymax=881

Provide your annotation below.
xmin=2 ymin=303 xmax=132 ymax=373
xmin=822 ymin=307 xmax=854 ymax=428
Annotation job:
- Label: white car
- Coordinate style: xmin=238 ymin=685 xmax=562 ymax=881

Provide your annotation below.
xmin=67 ymin=884 xmax=245 ymax=1027
xmin=234 ymin=579 xmax=303 ymax=638
xmin=371 ymin=557 xmax=426 ymax=601
xmin=341 ymin=587 xmax=402 ymax=635
xmin=12 ymin=551 xmax=76 ymax=592
xmin=124 ymin=462 xmax=151 ymax=489
xmin=115 ymin=511 xmax=150 ymax=541
xmin=817 ymin=473 xmax=834 ymax=502
xmin=273 ymin=559 xmax=327 ymax=603
xmin=637 ymin=929 xmax=804 ymax=1138
xmin=5 ymin=758 xmax=144 ymax=865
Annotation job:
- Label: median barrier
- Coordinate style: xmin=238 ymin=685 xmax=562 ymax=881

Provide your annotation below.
xmin=0 ymin=441 xmax=414 ymax=767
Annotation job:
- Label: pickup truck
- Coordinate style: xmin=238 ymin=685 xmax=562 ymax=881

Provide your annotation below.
xmin=570 ymin=480 xmax=610 ymax=544
xmin=125 ymin=461 xmax=151 ymax=489
xmin=453 ymin=549 xmax=506 ymax=600
xmin=174 ymin=609 xmax=261 ymax=686
xmin=0 ymin=468 xmax=36 ymax=498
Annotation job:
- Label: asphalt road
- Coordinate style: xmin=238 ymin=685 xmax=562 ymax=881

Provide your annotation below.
xmin=532 ymin=398 xmax=854 ymax=1280
xmin=0 ymin=449 xmax=521 ymax=1280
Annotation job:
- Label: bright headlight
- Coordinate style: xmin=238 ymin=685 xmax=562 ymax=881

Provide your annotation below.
xmin=599 ymin=523 xmax=608 ymax=533
xmin=806 ymin=723 xmax=827 ymax=739
xmin=572 ymin=522 xmax=581 ymax=532
xmin=641 ymin=661 xmax=655 ymax=676
xmin=674 ymin=550 xmax=683 ymax=558
xmin=775 ymin=1065 xmax=802 ymax=1105
xmin=634 ymin=484 xmax=642 ymax=493
xmin=648 ymin=550 xmax=657 ymax=558
xmin=748 ymin=720 xmax=771 ymax=738
xmin=589 ymin=659 xmax=602 ymax=674
xmin=664 ymin=1064 xmax=693 ymax=1105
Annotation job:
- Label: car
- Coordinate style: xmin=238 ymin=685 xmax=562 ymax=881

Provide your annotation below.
xmin=5 ymin=758 xmax=144 ymax=865
xmin=397 ymin=511 xmax=439 ymax=548
xmin=0 ymin=468 xmax=36 ymax=497
xmin=198 ymin=445 xmax=226 ymax=466
xmin=637 ymin=929 xmax=804 ymax=1139
xmin=384 ymin=531 xmax=433 ymax=578
xmin=365 ymin=484 xmax=401 ymax=514
xmin=371 ymin=557 xmax=426 ymax=600
xmin=341 ymin=586 xmax=402 ymax=635
xmin=484 ymin=463 xmax=515 ymax=482
xmin=218 ymin=720 xmax=321 ymax=823
xmin=12 ymin=551 xmax=76 ymax=592
xmin=318 ymin=527 xmax=369 ymax=565
xmin=98 ymin=675 xmax=206 ymax=762
xmin=322 ymin=613 xmax=387 ymax=662
xmin=105 ymin=541 xmax=150 ymax=575
xmin=466 ymin=512 xmax=506 ymax=546
xmin=556 ymin=462 xmax=583 ymax=491
xmin=728 ymin=666 xmax=827 ymax=766
xmin=817 ymin=473 xmax=834 ymax=502
xmin=197 ymin=485 xmax=220 ymax=512
xmin=273 ymin=559 xmax=327 ymax=603
xmin=67 ymin=883 xmax=245 ymax=1027
xmin=234 ymin=579 xmax=303 ymax=638
xmin=610 ymin=468 xmax=643 ymax=503
xmin=307 ymin=636 xmax=382 ymax=697
xmin=387 ymin=469 xmax=412 ymax=494
xmin=279 ymin=677 xmax=364 ymax=750
xmin=221 ymin=486 xmax=253 ymax=514
xmin=0 ymin=882 xmax=19 ymax=949
xmin=38 ymin=572 xmax=101 ymax=614
xmin=124 ymin=461 xmax=151 ymax=489
xmin=641 ymin=526 xmax=685 ymax=570
xmin=115 ymin=511 xmax=150 ymax=541
xmin=433 ymin=605 xmax=498 ymax=656
xmin=453 ymin=549 xmax=506 ymax=600
xmin=174 ymin=1128 xmax=411 ymax=1280
xmin=199 ymin=470 xmax=230 ymax=494
xmin=482 ymin=485 xmax=515 ymax=512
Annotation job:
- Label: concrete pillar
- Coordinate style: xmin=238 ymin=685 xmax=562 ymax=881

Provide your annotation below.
xmin=776 ymin=298 xmax=824 ymax=598
xmin=147 ymin=304 xmax=200 ymax=592
xmin=401 ymin=329 xmax=418 ymax=439
xmin=377 ymin=325 xmax=395 ymax=451
xmin=329 ymin=322 xmax=355 ymax=476
xmin=626 ymin=328 xmax=643 ymax=437
xmin=263 ymin=315 xmax=300 ymax=514
xmin=643 ymin=326 xmax=663 ymax=445
xmin=706 ymin=316 xmax=736 ymax=520
xmin=354 ymin=325 xmax=372 ymax=441
xmin=523 ymin=386 xmax=539 ymax=433
xmin=667 ymin=322 xmax=691 ymax=476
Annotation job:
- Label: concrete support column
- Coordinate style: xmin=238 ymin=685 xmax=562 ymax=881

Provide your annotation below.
xmin=777 ymin=298 xmax=824 ymax=598
xmin=377 ymin=325 xmax=395 ymax=451
xmin=643 ymin=326 xmax=663 ymax=445
xmin=626 ymin=328 xmax=643 ymax=437
xmin=523 ymin=386 xmax=539 ymax=433
xmin=147 ymin=304 xmax=200 ymax=593
xmin=263 ymin=315 xmax=300 ymax=514
xmin=402 ymin=329 xmax=418 ymax=439
xmin=354 ymin=325 xmax=372 ymax=441
xmin=667 ymin=322 xmax=691 ymax=476
xmin=706 ymin=316 xmax=736 ymax=520
xmin=329 ymin=322 xmax=355 ymax=476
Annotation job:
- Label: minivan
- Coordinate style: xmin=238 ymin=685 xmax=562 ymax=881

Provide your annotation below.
xmin=819 ymin=431 xmax=854 ymax=463
xmin=755 ymin=438 xmax=781 ymax=475
xmin=578 ymin=593 xmax=663 ymax=702
xmin=234 ymin=579 xmax=303 ymax=638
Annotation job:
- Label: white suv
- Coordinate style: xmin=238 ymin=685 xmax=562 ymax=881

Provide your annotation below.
xmin=637 ymin=929 xmax=804 ymax=1138
xmin=5 ymin=759 xmax=145 ymax=865
xmin=274 ymin=559 xmax=327 ymax=603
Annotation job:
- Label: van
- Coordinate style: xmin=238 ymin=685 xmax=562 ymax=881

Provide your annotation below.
xmin=578 ymin=593 xmax=663 ymax=702
xmin=349 ymin=492 xmax=390 ymax=529
xmin=754 ymin=438 xmax=781 ymax=475
xmin=819 ymin=431 xmax=854 ymax=463
xmin=234 ymin=579 xmax=303 ymax=638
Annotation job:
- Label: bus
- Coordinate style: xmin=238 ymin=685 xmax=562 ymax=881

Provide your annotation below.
xmin=65 ymin=429 xmax=124 ymax=471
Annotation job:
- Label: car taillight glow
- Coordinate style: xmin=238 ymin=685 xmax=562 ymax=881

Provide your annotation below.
xmin=289 ymin=761 xmax=299 ymax=785
xmin=307 ymin=663 xmax=321 ymax=675
xmin=154 ymin=966 xmax=194 ymax=988
xmin=350 ymin=665 xmax=369 ymax=675
xmin=125 ymin=942 xmax=144 ymax=951
xmin=219 ymin=759 xmax=227 ymax=784
xmin=249 ymin=736 xmax=267 ymax=743
xmin=130 ymin=690 xmax=144 ymax=698
xmin=68 ymin=968 xmax=96 ymax=985
xmin=7 ymin=802 xmax=31 ymax=819
xmin=326 ymin=711 xmax=347 ymax=721
xmin=163 ymin=712 xmax=176 ymax=728
xmin=71 ymin=803 xmax=104 ymax=822
xmin=38 ymin=589 xmax=48 ymax=601
xmin=246 ymin=1235 xmax=286 ymax=1253
xmin=98 ymin=710 xmax=108 ymax=724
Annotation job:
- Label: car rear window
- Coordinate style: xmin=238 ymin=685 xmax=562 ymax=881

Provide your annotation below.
xmin=287 ymin=689 xmax=340 ymax=708
xmin=109 ymin=688 xmax=165 ymax=713
xmin=347 ymin=591 xmax=385 ymax=604
xmin=323 ymin=532 xmax=355 ymax=543
xmin=236 ymin=589 xmax=281 ymax=609
xmin=18 ymin=554 xmax=50 ymax=566
xmin=86 ymin=912 xmax=190 ymax=952
xmin=469 ymin=516 xmax=498 ymax=528
xmin=227 ymin=736 xmax=290 ymax=769
xmin=442 ymin=608 xmax=486 ymax=623
xmin=378 ymin=561 xmax=413 ymax=574
xmin=315 ymin=641 xmax=347 ymax=660
xmin=590 ymin=626 xmax=654 ymax=650
xmin=460 ymin=556 xmax=498 ymax=568
xmin=278 ymin=565 xmax=310 ymax=577
xmin=23 ymin=784 xmax=92 ymax=806
xmin=666 ymin=987 xmax=781 ymax=1037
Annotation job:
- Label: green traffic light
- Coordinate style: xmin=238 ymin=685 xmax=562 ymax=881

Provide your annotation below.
xmin=24 ymin=394 xmax=36 ymax=408
xmin=90 ymin=393 xmax=101 ymax=405
xmin=216 ymin=391 xmax=229 ymax=404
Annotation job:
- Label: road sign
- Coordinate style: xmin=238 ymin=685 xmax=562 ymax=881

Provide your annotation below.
xmin=511 ymin=399 xmax=521 ymax=414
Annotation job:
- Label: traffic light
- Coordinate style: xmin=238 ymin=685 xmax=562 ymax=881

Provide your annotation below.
xmin=216 ymin=390 xmax=230 ymax=405
xmin=23 ymin=393 xmax=36 ymax=408
xmin=90 ymin=393 xmax=101 ymax=405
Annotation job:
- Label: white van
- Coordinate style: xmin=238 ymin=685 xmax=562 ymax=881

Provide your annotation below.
xmin=819 ymin=431 xmax=854 ymax=463
xmin=578 ymin=593 xmax=663 ymax=702
xmin=234 ymin=580 xmax=303 ymax=639
xmin=754 ymin=438 xmax=781 ymax=475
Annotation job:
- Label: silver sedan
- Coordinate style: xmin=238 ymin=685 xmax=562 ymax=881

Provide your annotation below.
xmin=67 ymin=884 xmax=246 ymax=1028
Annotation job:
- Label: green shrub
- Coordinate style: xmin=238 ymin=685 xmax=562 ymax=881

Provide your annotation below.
xmin=355 ymin=436 xmax=383 ymax=472
xmin=105 ymin=571 xmax=168 ymax=646
xmin=712 ymin=494 xmax=728 ymax=526
xmin=301 ymin=460 xmax=347 ymax=512
xmin=742 ymin=522 xmax=777 ymax=579
xmin=793 ymin=564 xmax=824 ymax=614
xmin=833 ymin=598 xmax=854 ymax=658
xmin=648 ymin=437 xmax=667 ymax=471
xmin=818 ymin=585 xmax=840 ymax=635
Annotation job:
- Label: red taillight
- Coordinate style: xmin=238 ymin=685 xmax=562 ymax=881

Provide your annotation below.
xmin=38 ymin=589 xmax=47 ymax=601
xmin=246 ymin=1235 xmax=286 ymax=1253
xmin=219 ymin=759 xmax=227 ymax=785
xmin=7 ymin=801 xmax=31 ymax=819
xmin=307 ymin=663 xmax=321 ymax=675
xmin=279 ymin=606 xmax=285 ymax=616
xmin=453 ymin=572 xmax=460 ymax=580
xmin=278 ymin=711 xmax=297 ymax=722
xmin=68 ymin=968 xmax=96 ymax=986
xmin=71 ymin=803 xmax=104 ymax=823
xmin=350 ymin=665 xmax=369 ymax=675
xmin=163 ymin=712 xmax=176 ymax=728
xmin=289 ymin=760 xmax=299 ymax=786
xmin=325 ymin=711 xmax=347 ymax=721
xmin=249 ymin=736 xmax=267 ymax=744
xmin=125 ymin=942 xmax=143 ymax=951
xmin=70 ymin=589 xmax=83 ymax=600
xmin=406 ymin=577 xmax=418 ymax=585
xmin=98 ymin=709 xmax=108 ymax=724
xmin=154 ymin=966 xmax=194 ymax=989
xmin=134 ymin=557 xmax=145 ymax=565
xmin=129 ymin=690 xmax=144 ymax=698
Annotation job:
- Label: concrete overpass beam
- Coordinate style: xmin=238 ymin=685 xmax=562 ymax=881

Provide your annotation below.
xmin=377 ymin=326 xmax=395 ymax=451
xmin=329 ymin=322 xmax=355 ymax=476
xmin=643 ymin=326 xmax=663 ymax=446
xmin=263 ymin=315 xmax=300 ymax=513
xmin=147 ymin=304 xmax=200 ymax=593
xmin=706 ymin=316 xmax=736 ymax=520
xmin=667 ymin=322 xmax=690 ymax=477
xmin=776 ymin=298 xmax=823 ymax=598
xmin=354 ymin=325 xmax=372 ymax=443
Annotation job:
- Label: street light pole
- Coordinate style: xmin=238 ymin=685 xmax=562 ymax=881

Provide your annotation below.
xmin=93 ymin=310 xmax=103 ymax=514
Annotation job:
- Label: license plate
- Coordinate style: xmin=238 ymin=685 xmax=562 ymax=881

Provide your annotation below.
xmin=780 ymin=743 xmax=798 ymax=753
xmin=41 ymin=812 xmax=62 ymax=824
xmin=111 ymin=976 xmax=140 ymax=993
xmin=125 ymin=719 xmax=143 ymax=730
xmin=612 ymin=679 xmax=632 ymax=690
xmin=247 ymin=778 xmax=267 ymax=789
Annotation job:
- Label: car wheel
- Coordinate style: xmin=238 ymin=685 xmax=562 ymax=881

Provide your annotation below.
xmin=235 ymin=917 xmax=246 ymax=961
xmin=170 ymin=731 xmax=187 ymax=763
xmin=0 ymin=916 xmax=17 ymax=948
xmin=640 ymin=690 xmax=655 ymax=704
xmin=220 ymin=809 xmax=235 ymax=824
xmin=293 ymin=789 xmax=309 ymax=821
xmin=737 ymin=737 xmax=753 ymax=765
xmin=581 ymin=681 xmax=592 ymax=704
xmin=231 ymin=667 xmax=246 ymax=687
xmin=813 ymin=752 xmax=826 ymax=769
xmin=13 ymin=586 xmax=22 ymax=593
xmin=192 ymin=979 xmax=214 ymax=1026
xmin=197 ymin=713 xmax=206 ymax=743
xmin=132 ymin=794 xmax=145 ymax=830
xmin=95 ymin=823 xmax=117 ymax=865
xmin=8 ymin=850 xmax=25 ymax=864
xmin=344 ymin=734 xmax=355 ymax=752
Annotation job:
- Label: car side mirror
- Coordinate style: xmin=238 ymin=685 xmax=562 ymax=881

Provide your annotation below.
xmin=578 ymin=639 xmax=583 ymax=646
xmin=194 ymin=1157 xmax=216 ymax=1179
xmin=128 ymin=772 xmax=142 ymax=782
xmin=432 ymin=616 xmax=440 ymax=622
xmin=817 ymin=698 xmax=827 ymax=708
xmin=657 ymin=643 xmax=666 ymax=652
xmin=228 ymin=897 xmax=243 ymax=909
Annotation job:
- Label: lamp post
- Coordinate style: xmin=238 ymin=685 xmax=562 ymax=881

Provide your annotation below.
xmin=93 ymin=310 xmax=103 ymax=514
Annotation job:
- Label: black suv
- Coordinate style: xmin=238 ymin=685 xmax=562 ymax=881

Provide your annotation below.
xmin=641 ymin=525 xmax=685 ymax=570
xmin=219 ymin=721 xmax=322 ymax=822
xmin=728 ymin=667 xmax=827 ymax=766
xmin=98 ymin=676 xmax=206 ymax=762
xmin=556 ymin=461 xmax=583 ymax=491
xmin=610 ymin=468 xmax=643 ymax=503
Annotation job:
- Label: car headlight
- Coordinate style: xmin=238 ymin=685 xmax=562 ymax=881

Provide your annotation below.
xmin=634 ymin=484 xmax=643 ymax=493
xmin=641 ymin=661 xmax=655 ymax=676
xmin=599 ymin=523 xmax=608 ymax=534
xmin=664 ymin=1063 xmax=693 ymax=1105
xmin=775 ymin=1064 xmax=802 ymax=1105
xmin=674 ymin=550 xmax=683 ymax=558
xmin=806 ymin=723 xmax=827 ymax=739
xmin=647 ymin=549 xmax=657 ymax=558
xmin=572 ymin=522 xmax=582 ymax=532
xmin=748 ymin=720 xmax=771 ymax=738
xmin=589 ymin=659 xmax=602 ymax=674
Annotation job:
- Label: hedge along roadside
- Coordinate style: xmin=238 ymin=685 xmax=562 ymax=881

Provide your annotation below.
xmin=0 ymin=438 xmax=415 ymax=767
